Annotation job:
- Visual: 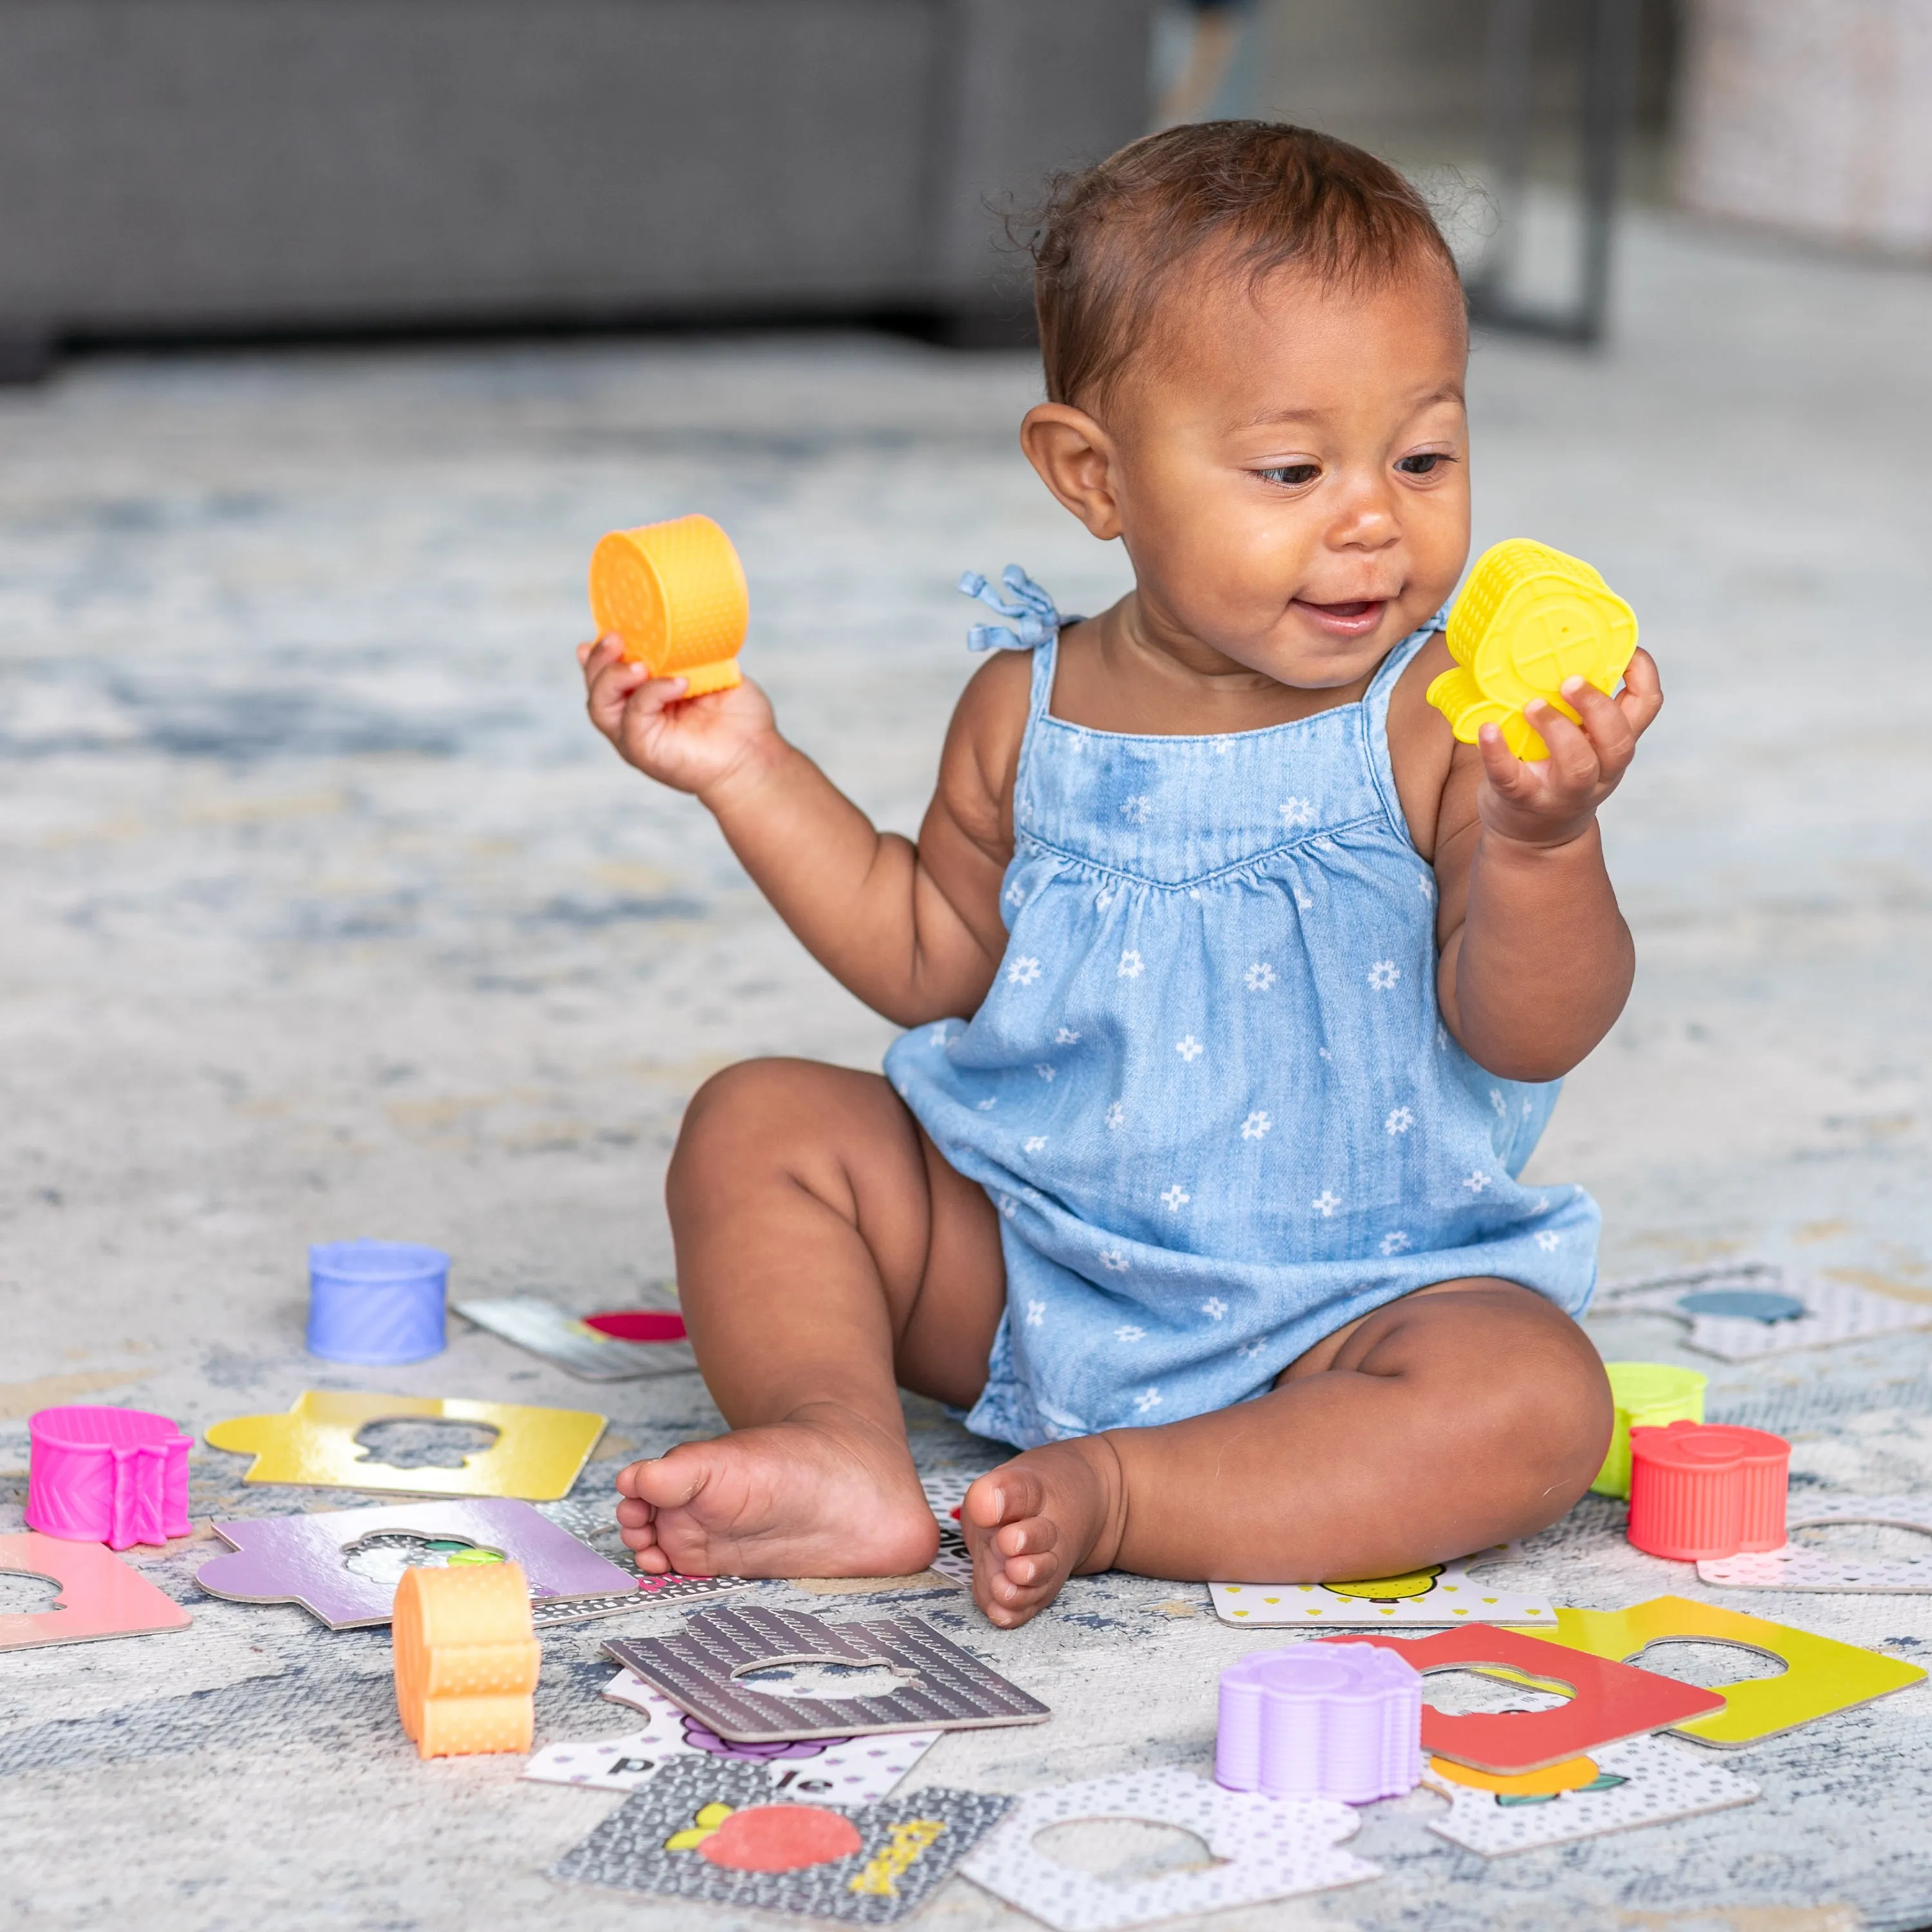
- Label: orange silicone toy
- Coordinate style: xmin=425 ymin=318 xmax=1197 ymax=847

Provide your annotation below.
xmin=392 ymin=1559 xmax=539 ymax=1759
xmin=589 ymin=513 xmax=748 ymax=696
xmin=1427 ymin=538 xmax=1638 ymax=759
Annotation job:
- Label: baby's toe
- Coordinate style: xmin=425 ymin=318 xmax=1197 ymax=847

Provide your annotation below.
xmin=965 ymin=1466 xmax=1046 ymax=1533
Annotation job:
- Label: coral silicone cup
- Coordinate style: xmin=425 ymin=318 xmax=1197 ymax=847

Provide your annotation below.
xmin=1216 ymin=1642 xmax=1423 ymax=1803
xmin=1626 ymin=1421 xmax=1790 ymax=1561
xmin=589 ymin=512 xmax=748 ymax=697
xmin=26 ymin=1405 xmax=192 ymax=1550
xmin=1592 ymin=1362 xmax=1709 ymax=1500
xmin=1427 ymin=538 xmax=1638 ymax=759
xmin=393 ymin=1558 xmax=540 ymax=1758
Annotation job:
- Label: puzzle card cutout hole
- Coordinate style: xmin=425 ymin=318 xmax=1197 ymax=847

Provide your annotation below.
xmin=735 ymin=1662 xmax=920 ymax=1701
xmin=0 ymin=1569 xmax=65 ymax=1615
xmin=341 ymin=1533 xmax=506 ymax=1586
xmin=1032 ymin=1817 xmax=1227 ymax=1886
xmin=353 ymin=1417 xmax=500 ymax=1471
xmin=1627 ymin=1638 xmax=1789 ymax=1690
xmin=1421 ymin=1667 xmax=1573 ymax=1718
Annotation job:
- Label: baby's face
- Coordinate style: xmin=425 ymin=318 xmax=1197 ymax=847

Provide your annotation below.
xmin=1103 ymin=258 xmax=1469 ymax=690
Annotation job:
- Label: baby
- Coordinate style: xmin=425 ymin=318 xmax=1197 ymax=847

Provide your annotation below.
xmin=580 ymin=122 xmax=1660 ymax=1627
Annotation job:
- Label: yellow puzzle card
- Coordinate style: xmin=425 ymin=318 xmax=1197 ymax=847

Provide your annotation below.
xmin=205 ymin=1392 xmax=607 ymax=1502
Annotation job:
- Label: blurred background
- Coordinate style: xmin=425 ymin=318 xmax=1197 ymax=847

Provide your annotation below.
xmin=3 ymin=0 xmax=1929 ymax=1376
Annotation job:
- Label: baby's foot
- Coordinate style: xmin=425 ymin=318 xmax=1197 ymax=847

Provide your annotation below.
xmin=613 ymin=1403 xmax=938 ymax=1582
xmin=961 ymin=1440 xmax=1124 ymax=1629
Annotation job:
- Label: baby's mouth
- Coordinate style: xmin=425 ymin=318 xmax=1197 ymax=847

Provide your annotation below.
xmin=1293 ymin=597 xmax=1388 ymax=639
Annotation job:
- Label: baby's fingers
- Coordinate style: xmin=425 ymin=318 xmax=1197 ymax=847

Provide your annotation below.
xmin=1615 ymin=648 xmax=1664 ymax=738
xmin=1524 ymin=700 xmax=1604 ymax=793
xmin=1559 ymin=677 xmax=1636 ymax=776
xmin=1476 ymin=721 xmax=1541 ymax=800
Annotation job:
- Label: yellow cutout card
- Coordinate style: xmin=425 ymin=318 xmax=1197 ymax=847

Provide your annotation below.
xmin=205 ymin=1392 xmax=607 ymax=1502
xmin=1521 ymin=1595 xmax=1926 ymax=1747
xmin=1428 ymin=538 xmax=1637 ymax=759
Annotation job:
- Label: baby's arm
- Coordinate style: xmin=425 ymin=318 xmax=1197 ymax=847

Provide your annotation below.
xmin=579 ymin=637 xmax=1027 ymax=1025
xmin=1412 ymin=652 xmax=1664 ymax=1081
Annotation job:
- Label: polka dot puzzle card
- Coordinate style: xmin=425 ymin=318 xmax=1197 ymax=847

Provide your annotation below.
xmin=1421 ymin=1734 xmax=1759 ymax=1855
xmin=1208 ymin=1544 xmax=1557 ymax=1626
xmin=551 ymin=1756 xmax=1010 ymax=1922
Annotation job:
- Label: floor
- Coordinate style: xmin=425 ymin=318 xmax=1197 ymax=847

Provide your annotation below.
xmin=2 ymin=207 xmax=1931 ymax=1932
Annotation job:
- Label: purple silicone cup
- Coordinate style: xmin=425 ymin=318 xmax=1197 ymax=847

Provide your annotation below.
xmin=306 ymin=1239 xmax=448 ymax=1365
xmin=1216 ymin=1642 xmax=1423 ymax=1803
xmin=26 ymin=1405 xmax=192 ymax=1549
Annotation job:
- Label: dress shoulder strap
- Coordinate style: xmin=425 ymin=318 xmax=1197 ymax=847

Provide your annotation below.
xmin=960 ymin=564 xmax=1077 ymax=729
xmin=1362 ymin=604 xmax=1450 ymax=837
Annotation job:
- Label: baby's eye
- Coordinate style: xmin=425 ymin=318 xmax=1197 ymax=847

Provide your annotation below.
xmin=1396 ymin=453 xmax=1454 ymax=477
xmin=1258 ymin=464 xmax=1320 ymax=488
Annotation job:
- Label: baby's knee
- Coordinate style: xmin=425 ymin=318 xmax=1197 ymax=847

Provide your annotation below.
xmin=1481 ymin=1322 xmax=1613 ymax=1500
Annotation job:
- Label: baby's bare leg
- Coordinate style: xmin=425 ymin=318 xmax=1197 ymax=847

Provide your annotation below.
xmin=962 ymin=1280 xmax=1611 ymax=1626
xmin=615 ymin=1058 xmax=1004 ymax=1580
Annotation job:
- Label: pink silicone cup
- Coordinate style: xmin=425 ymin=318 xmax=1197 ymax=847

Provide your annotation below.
xmin=1216 ymin=1641 xmax=1423 ymax=1803
xmin=26 ymin=1406 xmax=192 ymax=1549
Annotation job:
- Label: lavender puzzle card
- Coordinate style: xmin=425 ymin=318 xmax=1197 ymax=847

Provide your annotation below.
xmin=551 ymin=1756 xmax=1010 ymax=1922
xmin=196 ymin=1498 xmax=636 ymax=1628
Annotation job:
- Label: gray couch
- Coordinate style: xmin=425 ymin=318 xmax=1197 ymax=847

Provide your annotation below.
xmin=0 ymin=0 xmax=1153 ymax=370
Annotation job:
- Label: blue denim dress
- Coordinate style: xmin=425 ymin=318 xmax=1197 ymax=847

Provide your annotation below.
xmin=884 ymin=570 xmax=1598 ymax=1450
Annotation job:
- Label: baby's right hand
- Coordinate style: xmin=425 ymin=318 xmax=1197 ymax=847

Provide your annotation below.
xmin=578 ymin=632 xmax=779 ymax=800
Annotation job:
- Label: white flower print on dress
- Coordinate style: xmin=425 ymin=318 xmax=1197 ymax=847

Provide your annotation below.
xmin=894 ymin=1079 xmax=909 ymax=1099
xmin=928 ymin=1023 xmax=952 ymax=1047
xmin=1095 ymin=887 xmax=1115 ymax=911
xmin=1054 ymin=1027 xmax=1081 ymax=1045
xmin=1490 ymin=1088 xmax=1507 ymax=1117
xmin=1098 ymin=1248 xmax=1130 ymax=1273
xmin=1379 ymin=1230 xmax=1412 ymax=1256
xmin=1117 ymin=949 xmax=1145 ymax=979
xmin=1007 ymin=955 xmax=1041 ymax=986
xmin=1105 ymin=1101 xmax=1126 ymax=1130
xmin=976 ymin=1097 xmax=997 ymax=1110
xmin=1367 ymin=960 xmax=1401 ymax=992
xmin=1201 ymin=1297 xmax=1228 ymax=1321
xmin=1175 ymin=1035 xmax=1204 ymax=1061
xmin=1244 ymin=961 xmax=1276 ymax=992
xmin=997 ymin=1194 xmax=1018 ymax=1220
xmin=1280 ymin=797 xmax=1317 ymax=829
xmin=1115 ymin=1325 xmax=1146 ymax=1342
xmin=1385 ymin=1106 xmax=1415 ymax=1136
xmin=1311 ymin=1189 xmax=1341 ymax=1218
xmin=1025 ymin=1299 xmax=1045 ymax=1327
xmin=1240 ymin=1111 xmax=1272 ymax=1141
xmin=1119 ymin=794 xmax=1151 ymax=824
xmin=1132 ymin=1387 xmax=1163 ymax=1415
xmin=1237 ymin=1339 xmax=1266 ymax=1361
xmin=1296 ymin=891 xmax=1314 ymax=911
xmin=1160 ymin=1184 xmax=1191 ymax=1211
xmin=1005 ymin=882 xmax=1025 ymax=907
xmin=1023 ymin=1135 xmax=1048 ymax=1153
xmin=1036 ymin=1063 xmax=1057 ymax=1083
xmin=1462 ymin=1171 xmax=1493 ymax=1194
xmin=1535 ymin=1230 xmax=1562 ymax=1253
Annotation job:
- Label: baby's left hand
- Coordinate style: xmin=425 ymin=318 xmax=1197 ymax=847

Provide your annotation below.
xmin=1476 ymin=649 xmax=1662 ymax=847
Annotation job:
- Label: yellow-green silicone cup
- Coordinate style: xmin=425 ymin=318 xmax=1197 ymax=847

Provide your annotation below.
xmin=1592 ymin=1361 xmax=1709 ymax=1499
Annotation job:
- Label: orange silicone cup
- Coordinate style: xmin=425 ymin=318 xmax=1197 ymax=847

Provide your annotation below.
xmin=589 ymin=513 xmax=748 ymax=697
xmin=392 ymin=1559 xmax=540 ymax=1758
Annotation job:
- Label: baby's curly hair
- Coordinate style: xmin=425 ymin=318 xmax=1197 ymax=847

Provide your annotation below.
xmin=1030 ymin=122 xmax=1461 ymax=413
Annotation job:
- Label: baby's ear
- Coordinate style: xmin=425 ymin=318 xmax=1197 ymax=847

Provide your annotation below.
xmin=1019 ymin=404 xmax=1122 ymax=540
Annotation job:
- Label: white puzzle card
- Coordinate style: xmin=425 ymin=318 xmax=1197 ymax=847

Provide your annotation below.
xmin=1209 ymin=1544 xmax=1556 ymax=1627
xmin=525 ymin=1670 xmax=940 ymax=1804
xmin=1421 ymin=1734 xmax=1759 ymax=1856
xmin=1698 ymin=1495 xmax=1932 ymax=1592
xmin=455 ymin=1296 xmax=699 ymax=1380
xmin=919 ymin=1472 xmax=987 ymax=1586
xmin=960 ymin=1767 xmax=1376 ymax=1932
xmin=1593 ymin=1263 xmax=1932 ymax=1361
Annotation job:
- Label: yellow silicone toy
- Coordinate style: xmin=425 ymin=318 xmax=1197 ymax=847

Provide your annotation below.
xmin=392 ymin=1559 xmax=539 ymax=1758
xmin=1428 ymin=538 xmax=1638 ymax=759
xmin=589 ymin=512 xmax=748 ymax=697
xmin=1522 ymin=1596 xmax=1926 ymax=1748
xmin=1590 ymin=1361 xmax=1709 ymax=1500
